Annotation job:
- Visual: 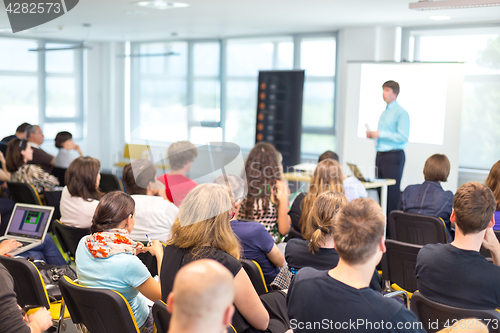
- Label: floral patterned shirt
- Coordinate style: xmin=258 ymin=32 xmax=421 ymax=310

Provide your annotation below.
xmin=10 ymin=164 xmax=59 ymax=193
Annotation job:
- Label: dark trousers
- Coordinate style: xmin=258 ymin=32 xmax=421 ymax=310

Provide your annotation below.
xmin=375 ymin=150 xmax=405 ymax=216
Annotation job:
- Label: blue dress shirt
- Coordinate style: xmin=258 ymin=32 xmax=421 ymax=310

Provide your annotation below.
xmin=376 ymin=100 xmax=410 ymax=152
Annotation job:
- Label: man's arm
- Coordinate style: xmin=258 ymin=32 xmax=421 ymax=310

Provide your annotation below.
xmin=379 ymin=111 xmax=410 ymax=143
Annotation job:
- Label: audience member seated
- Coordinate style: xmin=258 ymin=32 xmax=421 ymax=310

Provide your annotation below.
xmin=6 ymin=139 xmax=59 ymax=193
xmin=54 ymin=131 xmax=83 ymax=169
xmin=0 ymin=262 xmax=53 ymax=333
xmin=287 ymin=198 xmax=424 ymax=333
xmin=399 ymin=154 xmax=454 ymax=239
xmin=485 ymin=160 xmax=500 ymax=229
xmin=214 ymin=174 xmax=285 ymax=285
xmin=0 ymin=151 xmax=10 ymax=183
xmin=238 ymin=142 xmax=291 ymax=243
xmin=318 ymin=150 xmax=368 ymax=202
xmin=0 ymin=237 xmax=67 ymax=266
xmin=289 ymin=159 xmax=344 ymax=238
xmin=122 ymin=159 xmax=178 ymax=243
xmin=60 ymin=157 xmax=102 ymax=228
xmin=166 ymin=259 xmax=235 ymax=333
xmin=160 ymin=184 xmax=289 ymax=333
xmin=416 ymin=182 xmax=500 ymax=309
xmin=1 ymin=122 xmax=30 ymax=143
xmin=157 ymin=140 xmax=198 ymax=207
xmin=76 ymin=191 xmax=164 ymax=333
xmin=26 ymin=125 xmax=55 ymax=173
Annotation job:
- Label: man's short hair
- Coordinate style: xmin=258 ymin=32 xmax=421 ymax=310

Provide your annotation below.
xmin=453 ymin=182 xmax=496 ymax=235
xmin=16 ymin=122 xmax=31 ymax=134
xmin=168 ymin=141 xmax=198 ymax=171
xmin=382 ymin=80 xmax=400 ymax=96
xmin=423 ymin=154 xmax=450 ymax=182
xmin=333 ymin=198 xmax=385 ymax=265
xmin=25 ymin=125 xmax=39 ymax=140
xmin=122 ymin=159 xmax=157 ymax=195
xmin=318 ymin=150 xmax=339 ymax=163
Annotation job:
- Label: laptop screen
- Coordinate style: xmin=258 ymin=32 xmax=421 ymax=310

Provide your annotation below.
xmin=7 ymin=205 xmax=52 ymax=240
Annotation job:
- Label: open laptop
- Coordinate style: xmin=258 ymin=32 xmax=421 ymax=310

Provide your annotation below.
xmin=347 ymin=163 xmax=385 ymax=183
xmin=0 ymin=203 xmax=54 ymax=256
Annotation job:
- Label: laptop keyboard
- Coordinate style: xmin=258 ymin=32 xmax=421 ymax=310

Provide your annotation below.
xmin=18 ymin=240 xmax=33 ymax=247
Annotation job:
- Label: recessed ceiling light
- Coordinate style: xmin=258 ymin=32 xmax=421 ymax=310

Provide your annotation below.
xmin=135 ymin=0 xmax=189 ymax=10
xmin=410 ymin=0 xmax=500 ymax=10
xmin=429 ymin=15 xmax=451 ymax=20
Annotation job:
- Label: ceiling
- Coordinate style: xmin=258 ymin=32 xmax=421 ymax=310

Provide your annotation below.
xmin=0 ymin=0 xmax=499 ymax=42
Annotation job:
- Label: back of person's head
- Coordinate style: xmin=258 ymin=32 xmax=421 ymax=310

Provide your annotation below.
xmin=485 ymin=160 xmax=500 ymax=211
xmin=122 ymin=159 xmax=157 ymax=195
xmin=318 ymin=150 xmax=339 ymax=163
xmin=54 ymin=131 xmax=73 ymax=149
xmin=423 ymin=154 xmax=450 ymax=182
xmin=453 ymin=182 xmax=496 ymax=235
xmin=168 ymin=259 xmax=235 ymax=330
xmin=168 ymin=141 xmax=198 ymax=171
xmin=25 ymin=125 xmax=39 ymax=141
xmin=299 ymin=159 xmax=345 ymax=235
xmin=242 ymin=142 xmax=281 ymax=219
xmin=91 ymin=191 xmax=135 ymax=234
xmin=334 ymin=198 xmax=385 ymax=265
xmin=168 ymin=183 xmax=240 ymax=259
xmin=66 ymin=157 xmax=102 ymax=201
xmin=382 ymin=80 xmax=400 ymax=95
xmin=213 ymin=174 xmax=247 ymax=204
xmin=6 ymin=138 xmax=28 ymax=172
xmin=307 ymin=191 xmax=348 ymax=253
xmin=16 ymin=122 xmax=31 ymax=134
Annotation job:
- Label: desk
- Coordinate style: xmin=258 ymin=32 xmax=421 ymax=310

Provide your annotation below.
xmin=283 ymin=172 xmax=396 ymax=215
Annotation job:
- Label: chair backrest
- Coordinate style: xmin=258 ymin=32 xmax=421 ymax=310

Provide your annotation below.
xmin=381 ymin=240 xmax=422 ymax=293
xmin=44 ymin=190 xmax=62 ymax=223
xmin=0 ymin=256 xmax=50 ymax=310
xmin=52 ymin=220 xmax=90 ymax=262
xmin=59 ymin=276 xmax=140 ymax=333
xmin=152 ymin=300 xmax=170 ymax=333
xmin=51 ymin=167 xmax=67 ymax=187
xmin=241 ymin=259 xmax=268 ymax=295
xmin=99 ymin=173 xmax=124 ymax=193
xmin=389 ymin=210 xmax=448 ymax=246
xmin=123 ymin=144 xmax=151 ymax=160
xmin=411 ymin=291 xmax=500 ymax=333
xmin=7 ymin=181 xmax=42 ymax=205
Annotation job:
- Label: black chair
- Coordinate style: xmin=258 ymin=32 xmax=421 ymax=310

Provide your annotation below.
xmin=51 ymin=167 xmax=67 ymax=187
xmin=388 ymin=210 xmax=448 ymax=246
xmin=411 ymin=291 xmax=500 ymax=333
xmin=52 ymin=220 xmax=90 ymax=264
xmin=7 ymin=181 xmax=43 ymax=205
xmin=44 ymin=190 xmax=62 ymax=223
xmin=99 ymin=172 xmax=124 ymax=193
xmin=381 ymin=239 xmax=422 ymax=297
xmin=241 ymin=259 xmax=268 ymax=296
xmin=59 ymin=275 xmax=140 ymax=333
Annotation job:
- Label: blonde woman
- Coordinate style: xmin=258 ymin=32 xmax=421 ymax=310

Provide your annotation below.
xmin=288 ymin=159 xmax=344 ymax=239
xmin=160 ymin=183 xmax=289 ymax=333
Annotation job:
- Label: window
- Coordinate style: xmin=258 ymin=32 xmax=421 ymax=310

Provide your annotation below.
xmin=130 ymin=34 xmax=338 ymax=157
xmin=0 ymin=38 xmax=83 ymax=141
xmin=404 ymin=26 xmax=500 ymax=170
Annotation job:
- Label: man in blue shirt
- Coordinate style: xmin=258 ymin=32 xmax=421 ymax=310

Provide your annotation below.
xmin=367 ymin=80 xmax=410 ymax=216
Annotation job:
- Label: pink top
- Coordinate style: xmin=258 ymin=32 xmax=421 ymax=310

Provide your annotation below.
xmin=157 ymin=174 xmax=197 ymax=207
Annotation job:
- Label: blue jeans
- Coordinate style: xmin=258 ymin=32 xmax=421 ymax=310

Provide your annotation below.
xmin=19 ymin=236 xmax=67 ymax=266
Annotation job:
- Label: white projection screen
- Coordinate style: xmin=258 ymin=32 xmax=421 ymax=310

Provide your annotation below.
xmin=342 ymin=62 xmax=464 ymax=192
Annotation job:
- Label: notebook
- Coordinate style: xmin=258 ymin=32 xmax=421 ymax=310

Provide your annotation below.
xmin=0 ymin=203 xmax=54 ymax=256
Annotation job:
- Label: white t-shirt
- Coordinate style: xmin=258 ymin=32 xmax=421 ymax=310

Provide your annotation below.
xmin=129 ymin=194 xmax=179 ymax=243
xmin=60 ymin=186 xmax=99 ymax=228
xmin=343 ymin=176 xmax=368 ymax=202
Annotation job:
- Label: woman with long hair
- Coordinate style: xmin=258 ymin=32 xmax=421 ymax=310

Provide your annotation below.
xmin=238 ymin=142 xmax=290 ymax=242
xmin=60 ymin=156 xmax=102 ymax=228
xmin=288 ymin=159 xmax=344 ymax=239
xmin=485 ymin=160 xmax=500 ymax=226
xmin=75 ymin=191 xmax=163 ymax=333
xmin=160 ymin=183 xmax=288 ymax=333
xmin=6 ymin=138 xmax=59 ymax=192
